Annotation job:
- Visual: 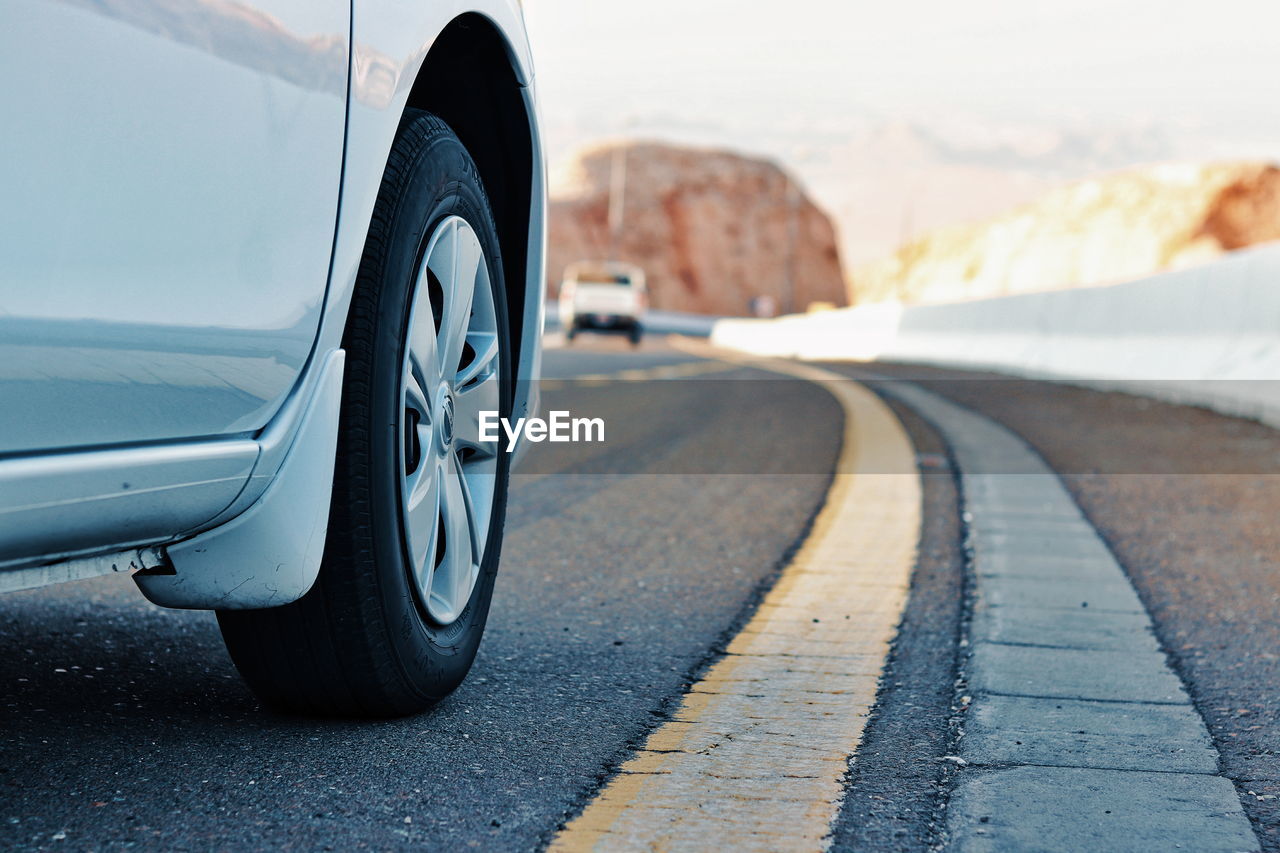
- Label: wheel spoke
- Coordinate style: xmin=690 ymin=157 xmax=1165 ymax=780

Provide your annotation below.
xmin=404 ymin=368 xmax=431 ymax=421
xmin=456 ymin=332 xmax=498 ymax=388
xmin=430 ymin=454 xmax=477 ymax=622
xmin=404 ymin=457 xmax=442 ymax=595
xmin=455 ymin=454 xmax=486 ymax=592
xmin=424 ymin=218 xmax=458 ymax=292
xmin=407 ymin=262 xmax=440 ymax=385
xmin=437 ymin=224 xmax=481 ymax=378
xmin=453 ymin=371 xmax=501 ymax=457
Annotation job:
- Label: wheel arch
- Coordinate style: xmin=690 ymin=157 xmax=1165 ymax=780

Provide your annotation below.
xmin=404 ymin=13 xmax=540 ymax=390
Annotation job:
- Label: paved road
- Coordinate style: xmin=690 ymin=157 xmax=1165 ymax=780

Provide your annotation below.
xmin=2 ymin=337 xmax=1276 ymax=851
xmin=0 ymin=337 xmax=841 ymax=850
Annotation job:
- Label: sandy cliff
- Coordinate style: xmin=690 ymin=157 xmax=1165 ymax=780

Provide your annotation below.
xmin=548 ymin=142 xmax=846 ymax=316
xmin=851 ymin=162 xmax=1280 ymax=305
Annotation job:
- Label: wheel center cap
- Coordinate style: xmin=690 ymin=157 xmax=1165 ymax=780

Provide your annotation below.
xmin=437 ymin=390 xmax=456 ymax=454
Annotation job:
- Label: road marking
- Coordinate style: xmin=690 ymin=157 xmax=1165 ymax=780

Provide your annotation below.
xmin=552 ymin=344 xmax=921 ymax=851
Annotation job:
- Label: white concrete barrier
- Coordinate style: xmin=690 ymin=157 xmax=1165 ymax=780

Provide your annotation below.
xmin=711 ymin=244 xmax=1280 ymax=429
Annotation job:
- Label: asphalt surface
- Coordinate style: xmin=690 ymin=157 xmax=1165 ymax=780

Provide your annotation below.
xmin=3 ymin=338 xmax=1278 ymax=851
xmin=0 ymin=336 xmax=841 ymax=851
xmin=829 ymin=398 xmax=966 ymax=852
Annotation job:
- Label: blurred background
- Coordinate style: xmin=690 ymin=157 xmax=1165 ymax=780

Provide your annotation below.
xmin=525 ymin=0 xmax=1280 ymax=316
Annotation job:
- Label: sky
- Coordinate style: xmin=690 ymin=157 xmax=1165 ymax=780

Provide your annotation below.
xmin=523 ymin=0 xmax=1280 ymax=260
xmin=526 ymin=0 xmax=1280 ymax=143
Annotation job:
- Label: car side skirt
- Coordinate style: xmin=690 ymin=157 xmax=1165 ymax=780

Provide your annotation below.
xmin=0 ymin=440 xmax=258 ymax=572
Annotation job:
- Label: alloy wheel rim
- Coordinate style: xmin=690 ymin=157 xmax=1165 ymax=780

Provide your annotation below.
xmin=400 ymin=216 xmax=501 ymax=626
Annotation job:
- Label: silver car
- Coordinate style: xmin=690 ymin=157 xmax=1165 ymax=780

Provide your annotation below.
xmin=0 ymin=0 xmax=545 ymax=716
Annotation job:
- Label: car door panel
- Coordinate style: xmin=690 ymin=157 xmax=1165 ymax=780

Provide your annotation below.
xmin=0 ymin=0 xmax=348 ymax=455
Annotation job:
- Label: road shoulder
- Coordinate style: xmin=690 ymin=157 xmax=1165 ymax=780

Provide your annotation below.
xmin=877 ymin=380 xmax=1259 ymax=853
xmin=829 ymin=396 xmax=968 ymax=851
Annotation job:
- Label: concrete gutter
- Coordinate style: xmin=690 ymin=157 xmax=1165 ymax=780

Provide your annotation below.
xmin=885 ymin=381 xmax=1259 ymax=853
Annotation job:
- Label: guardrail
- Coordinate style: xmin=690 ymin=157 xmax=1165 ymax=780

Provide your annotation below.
xmin=711 ymin=244 xmax=1280 ymax=429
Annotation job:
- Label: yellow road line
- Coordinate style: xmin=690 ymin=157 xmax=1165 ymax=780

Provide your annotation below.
xmin=552 ymin=343 xmax=921 ymax=851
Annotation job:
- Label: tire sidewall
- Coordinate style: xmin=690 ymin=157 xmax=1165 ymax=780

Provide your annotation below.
xmin=358 ymin=120 xmax=512 ymax=694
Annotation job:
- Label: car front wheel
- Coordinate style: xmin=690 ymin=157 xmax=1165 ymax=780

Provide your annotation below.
xmin=217 ymin=111 xmax=512 ymax=717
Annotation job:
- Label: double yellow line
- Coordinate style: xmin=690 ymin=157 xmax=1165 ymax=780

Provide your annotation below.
xmin=553 ymin=346 xmax=921 ymax=851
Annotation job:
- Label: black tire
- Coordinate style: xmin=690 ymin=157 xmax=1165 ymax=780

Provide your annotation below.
xmin=217 ymin=111 xmax=513 ymax=718
xmin=628 ymin=324 xmax=643 ymax=347
xmin=565 ymin=323 xmax=577 ymax=342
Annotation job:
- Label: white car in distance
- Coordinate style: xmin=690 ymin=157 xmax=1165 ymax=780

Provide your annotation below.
xmin=559 ymin=261 xmax=647 ymax=345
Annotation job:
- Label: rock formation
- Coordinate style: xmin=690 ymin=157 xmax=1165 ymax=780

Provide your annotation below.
xmin=851 ymin=162 xmax=1280 ymax=305
xmin=548 ymin=142 xmax=846 ymax=316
